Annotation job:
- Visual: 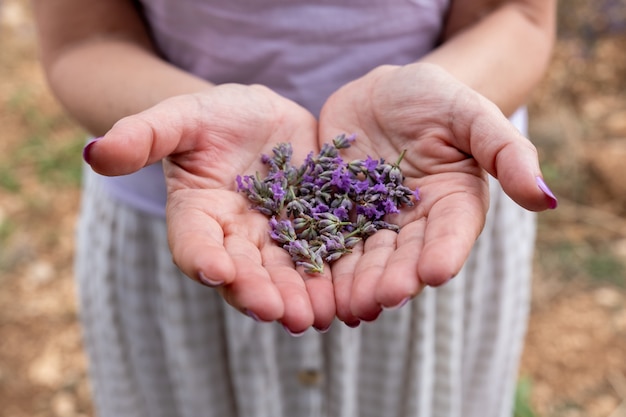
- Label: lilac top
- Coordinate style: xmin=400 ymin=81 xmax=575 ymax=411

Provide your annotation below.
xmin=97 ymin=0 xmax=519 ymax=217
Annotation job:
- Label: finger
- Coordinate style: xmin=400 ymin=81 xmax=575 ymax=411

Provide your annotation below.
xmin=301 ymin=266 xmax=336 ymax=332
xmin=168 ymin=193 xmax=284 ymax=321
xmin=167 ymin=196 xmax=237 ymax=287
xmin=350 ymin=229 xmax=398 ymax=321
xmin=85 ymin=101 xmax=188 ymax=176
xmin=329 ymin=242 xmax=363 ymax=326
xmin=416 ymin=190 xmax=486 ymax=287
xmin=219 ymin=234 xmax=285 ymax=321
xmin=453 ymin=96 xmax=557 ymax=211
xmin=262 ymin=246 xmax=315 ymax=333
xmin=375 ymin=219 xmax=426 ymax=308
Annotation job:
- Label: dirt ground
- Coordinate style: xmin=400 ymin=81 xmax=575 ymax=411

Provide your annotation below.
xmin=0 ymin=1 xmax=625 ymax=417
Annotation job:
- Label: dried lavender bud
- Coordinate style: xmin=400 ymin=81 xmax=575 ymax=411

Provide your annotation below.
xmin=285 ymin=239 xmax=312 ymax=261
xmin=295 ymin=247 xmax=325 ymax=274
xmin=236 ymin=134 xmax=420 ymax=273
xmin=269 ymin=217 xmax=297 ymax=244
xmin=292 ymin=216 xmax=313 ymax=231
xmin=267 ymin=142 xmax=293 ymax=171
xmin=374 ymin=220 xmax=401 ymax=233
xmin=388 ymin=166 xmax=403 ymax=184
xmin=332 ymin=133 xmax=357 ymax=149
xmin=343 ymin=214 xmax=377 ymax=237
xmin=344 ymin=236 xmax=362 ymax=249
xmin=299 ymin=226 xmax=319 ymax=242
xmin=316 ymin=213 xmax=349 ymax=235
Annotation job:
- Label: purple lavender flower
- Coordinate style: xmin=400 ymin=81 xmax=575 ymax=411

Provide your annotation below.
xmin=413 ymin=187 xmax=421 ymax=201
xmin=271 ymin=181 xmax=286 ymax=202
xmin=311 ymin=202 xmax=330 ymax=215
xmin=389 ymin=166 xmax=403 ymax=183
xmin=353 ymin=179 xmax=370 ymax=194
xmin=261 ymin=154 xmax=272 ymax=165
xmin=236 ymin=134 xmax=420 ymax=273
xmin=382 ymin=198 xmax=400 ymax=214
xmin=332 ymin=132 xmax=357 ymax=149
xmin=371 ymin=182 xmax=388 ymax=195
xmin=330 ymin=166 xmax=352 ymax=192
xmin=332 ymin=205 xmax=350 ymax=220
xmin=270 ymin=143 xmax=293 ymax=170
xmin=295 ymin=247 xmax=325 ymax=274
xmin=344 ymin=236 xmax=362 ymax=249
xmin=357 ymin=203 xmax=384 ymax=220
xmin=318 ymin=143 xmax=339 ymax=159
xmin=285 ymin=239 xmax=311 ymax=260
xmin=286 ymin=199 xmax=312 ymax=218
xmin=269 ymin=217 xmax=296 ymax=244
xmin=235 ymin=174 xmax=255 ymax=193
xmin=316 ymin=213 xmax=348 ymax=234
xmin=347 ymin=160 xmax=364 ymax=176
xmin=364 ymin=156 xmax=379 ymax=173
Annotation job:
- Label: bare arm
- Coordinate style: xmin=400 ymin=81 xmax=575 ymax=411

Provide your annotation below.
xmin=32 ymin=0 xmax=213 ymax=136
xmin=317 ymin=0 xmax=557 ymax=322
xmin=32 ymin=0 xmax=337 ymax=331
xmin=423 ymin=0 xmax=557 ymax=116
xmin=33 ymin=0 xmax=556 ymax=134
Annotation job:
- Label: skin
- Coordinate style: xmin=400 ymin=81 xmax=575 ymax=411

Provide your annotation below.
xmin=319 ymin=63 xmax=551 ymax=323
xmin=32 ymin=0 xmax=557 ymax=332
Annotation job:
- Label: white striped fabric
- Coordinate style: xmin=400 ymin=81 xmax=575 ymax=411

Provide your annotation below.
xmin=75 ymin=164 xmax=536 ymax=417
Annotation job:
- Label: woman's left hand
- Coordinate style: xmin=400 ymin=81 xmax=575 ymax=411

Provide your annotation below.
xmin=318 ymin=63 xmax=556 ymax=325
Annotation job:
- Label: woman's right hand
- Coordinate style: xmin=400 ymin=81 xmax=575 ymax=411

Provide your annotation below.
xmin=85 ymin=84 xmax=336 ymax=333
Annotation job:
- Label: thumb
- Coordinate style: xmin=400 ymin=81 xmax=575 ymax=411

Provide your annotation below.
xmin=82 ymin=97 xmax=197 ymax=176
xmin=455 ymin=97 xmax=558 ymax=212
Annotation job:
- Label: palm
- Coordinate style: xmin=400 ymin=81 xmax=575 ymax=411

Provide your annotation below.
xmin=91 ymin=84 xmax=335 ymax=332
xmin=319 ymin=63 xmax=548 ymax=323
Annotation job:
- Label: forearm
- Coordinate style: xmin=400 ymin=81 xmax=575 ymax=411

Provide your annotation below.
xmin=32 ymin=0 xmax=214 ymax=137
xmin=44 ymin=40 xmax=213 ymax=136
xmin=421 ymin=1 xmax=556 ymax=116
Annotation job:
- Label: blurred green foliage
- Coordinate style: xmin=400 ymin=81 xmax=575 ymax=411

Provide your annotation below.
xmin=1 ymin=86 xmax=85 ymax=192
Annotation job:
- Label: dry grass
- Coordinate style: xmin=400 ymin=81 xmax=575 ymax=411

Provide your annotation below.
xmin=1 ymin=1 xmax=625 ymax=416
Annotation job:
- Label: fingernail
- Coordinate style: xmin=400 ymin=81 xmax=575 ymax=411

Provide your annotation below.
xmin=198 ymin=271 xmax=225 ymax=288
xmin=82 ymin=137 xmax=102 ymax=165
xmin=345 ymin=320 xmax=361 ymax=328
xmin=245 ymin=309 xmax=261 ymax=322
xmin=536 ymin=176 xmax=558 ymax=209
xmin=384 ymin=296 xmax=411 ymax=311
xmin=283 ymin=324 xmax=306 ymax=337
xmin=314 ymin=324 xmax=331 ymax=334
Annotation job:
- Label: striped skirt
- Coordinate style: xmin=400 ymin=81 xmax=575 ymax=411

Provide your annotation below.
xmin=75 ymin=167 xmax=536 ymax=417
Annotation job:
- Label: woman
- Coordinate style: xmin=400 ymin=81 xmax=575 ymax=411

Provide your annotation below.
xmin=32 ymin=1 xmax=557 ymax=416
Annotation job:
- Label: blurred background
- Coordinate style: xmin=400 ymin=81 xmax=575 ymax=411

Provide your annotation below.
xmin=0 ymin=1 xmax=625 ymax=416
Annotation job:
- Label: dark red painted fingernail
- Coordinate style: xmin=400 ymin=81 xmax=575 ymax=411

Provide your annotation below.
xmin=314 ymin=324 xmax=331 ymax=334
xmin=82 ymin=137 xmax=102 ymax=165
xmin=345 ymin=319 xmax=361 ymax=328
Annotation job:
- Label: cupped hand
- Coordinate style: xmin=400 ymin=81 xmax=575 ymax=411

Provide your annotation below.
xmin=85 ymin=84 xmax=335 ymax=333
xmin=318 ymin=63 xmax=557 ymax=324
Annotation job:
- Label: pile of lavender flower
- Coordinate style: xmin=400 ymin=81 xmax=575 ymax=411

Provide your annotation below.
xmin=236 ymin=134 xmax=420 ymax=273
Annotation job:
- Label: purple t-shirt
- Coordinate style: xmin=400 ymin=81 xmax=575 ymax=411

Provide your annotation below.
xmin=97 ymin=0 xmax=459 ymax=216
